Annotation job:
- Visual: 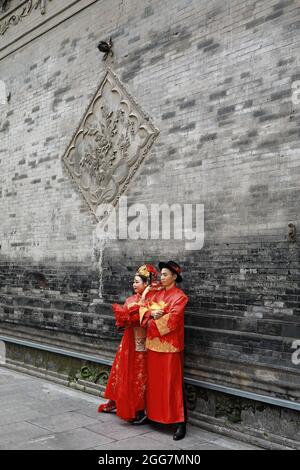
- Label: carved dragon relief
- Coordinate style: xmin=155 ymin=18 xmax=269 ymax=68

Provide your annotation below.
xmin=0 ymin=0 xmax=52 ymax=36
xmin=62 ymin=68 xmax=159 ymax=220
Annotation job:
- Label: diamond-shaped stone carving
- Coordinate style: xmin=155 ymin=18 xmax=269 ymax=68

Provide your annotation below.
xmin=62 ymin=68 xmax=159 ymax=220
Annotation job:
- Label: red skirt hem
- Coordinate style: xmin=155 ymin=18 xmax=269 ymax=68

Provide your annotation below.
xmin=146 ymin=350 xmax=186 ymax=424
xmin=99 ymin=328 xmax=147 ymax=421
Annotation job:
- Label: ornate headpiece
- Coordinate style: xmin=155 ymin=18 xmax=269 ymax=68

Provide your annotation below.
xmin=136 ymin=264 xmax=158 ymax=280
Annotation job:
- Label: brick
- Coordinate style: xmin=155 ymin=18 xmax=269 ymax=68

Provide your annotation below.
xmin=0 ymin=0 xmax=299 ymax=411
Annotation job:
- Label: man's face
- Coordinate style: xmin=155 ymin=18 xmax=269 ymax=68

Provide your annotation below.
xmin=160 ymin=268 xmax=177 ymax=287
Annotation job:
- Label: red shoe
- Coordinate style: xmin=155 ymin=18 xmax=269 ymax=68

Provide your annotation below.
xmin=98 ymin=400 xmax=116 ymax=413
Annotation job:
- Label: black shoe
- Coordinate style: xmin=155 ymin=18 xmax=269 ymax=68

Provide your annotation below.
xmin=131 ymin=411 xmax=149 ymax=425
xmin=173 ymin=422 xmax=186 ymax=440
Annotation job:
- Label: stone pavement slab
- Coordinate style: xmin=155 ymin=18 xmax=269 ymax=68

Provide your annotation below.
xmin=0 ymin=367 xmax=261 ymax=450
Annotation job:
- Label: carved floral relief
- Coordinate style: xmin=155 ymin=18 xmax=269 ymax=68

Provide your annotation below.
xmin=62 ymin=68 xmax=159 ymax=220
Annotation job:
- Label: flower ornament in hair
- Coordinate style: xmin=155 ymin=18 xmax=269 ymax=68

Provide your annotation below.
xmin=136 ymin=264 xmax=158 ymax=280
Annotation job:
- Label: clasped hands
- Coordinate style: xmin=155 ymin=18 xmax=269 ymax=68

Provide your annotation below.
xmin=150 ymin=309 xmax=164 ymax=320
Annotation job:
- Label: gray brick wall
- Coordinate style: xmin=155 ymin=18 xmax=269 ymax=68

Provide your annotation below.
xmin=0 ymin=0 xmax=300 ymax=402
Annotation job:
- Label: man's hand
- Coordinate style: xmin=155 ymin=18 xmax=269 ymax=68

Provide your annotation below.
xmin=150 ymin=309 xmax=164 ymax=320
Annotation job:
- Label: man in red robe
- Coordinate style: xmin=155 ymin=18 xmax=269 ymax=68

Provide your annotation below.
xmin=134 ymin=261 xmax=189 ymax=441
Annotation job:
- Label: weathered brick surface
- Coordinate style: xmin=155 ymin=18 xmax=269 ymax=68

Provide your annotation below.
xmin=0 ymin=0 xmax=300 ymax=408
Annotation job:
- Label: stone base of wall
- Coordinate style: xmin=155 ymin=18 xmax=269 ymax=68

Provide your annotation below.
xmin=187 ymin=390 xmax=300 ymax=451
xmin=1 ymin=339 xmax=299 ymax=450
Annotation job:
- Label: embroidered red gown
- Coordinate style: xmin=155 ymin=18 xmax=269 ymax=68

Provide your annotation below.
xmin=98 ymin=293 xmax=150 ymax=421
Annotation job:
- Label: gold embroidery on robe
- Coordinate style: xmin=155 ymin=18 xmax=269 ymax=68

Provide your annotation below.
xmin=127 ymin=302 xmax=137 ymax=309
xmin=133 ymin=327 xmax=147 ymax=352
xmin=155 ymin=313 xmax=172 ymax=336
xmin=139 ymin=300 xmax=168 ymax=323
xmin=139 ymin=305 xmax=149 ymax=323
xmin=150 ymin=300 xmax=168 ymax=311
xmin=146 ymin=337 xmax=179 ymax=353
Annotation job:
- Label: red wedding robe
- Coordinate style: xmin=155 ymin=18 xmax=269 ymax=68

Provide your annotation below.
xmin=140 ymin=285 xmax=189 ymax=424
xmin=98 ymin=292 xmax=152 ymax=421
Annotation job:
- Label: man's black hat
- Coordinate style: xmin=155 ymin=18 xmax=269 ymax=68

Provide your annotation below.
xmin=158 ymin=260 xmax=183 ymax=283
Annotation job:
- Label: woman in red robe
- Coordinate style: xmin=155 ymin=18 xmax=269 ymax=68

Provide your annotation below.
xmin=97 ymin=264 xmax=159 ymax=421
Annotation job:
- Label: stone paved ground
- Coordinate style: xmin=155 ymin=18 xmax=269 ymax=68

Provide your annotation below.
xmin=0 ymin=367 xmax=261 ymax=450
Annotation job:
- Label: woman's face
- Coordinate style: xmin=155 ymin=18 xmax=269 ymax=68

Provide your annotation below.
xmin=133 ymin=275 xmax=147 ymax=294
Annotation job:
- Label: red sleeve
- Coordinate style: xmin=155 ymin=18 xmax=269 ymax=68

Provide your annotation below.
xmin=147 ymin=318 xmax=161 ymax=339
xmin=112 ymin=303 xmax=130 ymax=327
xmin=140 ymin=310 xmax=152 ymax=328
xmin=126 ymin=301 xmax=141 ymax=325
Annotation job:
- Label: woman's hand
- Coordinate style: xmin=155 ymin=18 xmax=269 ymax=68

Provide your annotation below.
xmin=141 ymin=285 xmax=152 ymax=301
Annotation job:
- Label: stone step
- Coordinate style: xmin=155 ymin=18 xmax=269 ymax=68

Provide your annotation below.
xmin=0 ymin=303 xmax=116 ymax=336
xmin=0 ymin=292 xmax=94 ymax=313
xmin=185 ymin=311 xmax=300 ymax=336
xmin=0 ymin=286 xmax=99 ymax=303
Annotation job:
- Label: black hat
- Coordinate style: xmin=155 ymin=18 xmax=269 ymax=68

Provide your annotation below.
xmin=158 ymin=260 xmax=183 ymax=283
